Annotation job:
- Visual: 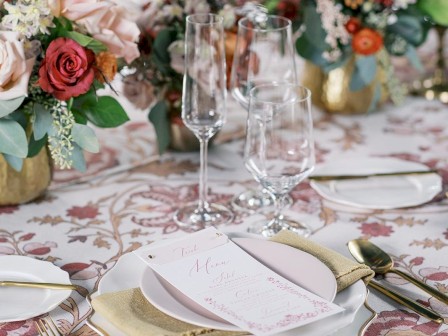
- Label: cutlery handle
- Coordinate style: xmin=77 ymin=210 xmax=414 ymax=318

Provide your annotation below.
xmin=309 ymin=170 xmax=437 ymax=181
xmin=391 ymin=268 xmax=448 ymax=305
xmin=368 ymin=281 xmax=444 ymax=324
xmin=0 ymin=281 xmax=77 ymax=290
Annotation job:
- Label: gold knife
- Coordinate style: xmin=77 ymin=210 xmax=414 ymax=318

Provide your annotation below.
xmin=0 ymin=280 xmax=77 ymax=290
xmin=309 ymin=169 xmax=438 ymax=181
xmin=368 ymin=280 xmax=444 ymax=323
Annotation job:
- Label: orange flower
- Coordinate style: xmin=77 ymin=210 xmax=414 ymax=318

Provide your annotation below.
xmin=352 ymin=28 xmax=383 ymax=55
xmin=95 ymin=51 xmax=117 ymax=83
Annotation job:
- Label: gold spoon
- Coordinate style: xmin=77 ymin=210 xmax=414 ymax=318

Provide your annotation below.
xmin=348 ymin=239 xmax=448 ymax=305
xmin=0 ymin=280 xmax=77 ymax=290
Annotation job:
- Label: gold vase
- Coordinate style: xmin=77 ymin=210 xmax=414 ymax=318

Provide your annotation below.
xmin=169 ymin=122 xmax=201 ymax=152
xmin=0 ymin=148 xmax=52 ymax=206
xmin=302 ymin=58 xmax=385 ymax=114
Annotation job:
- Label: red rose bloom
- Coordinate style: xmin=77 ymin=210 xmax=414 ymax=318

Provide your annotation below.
xmin=352 ymin=28 xmax=383 ymax=56
xmin=38 ymin=37 xmax=95 ymax=101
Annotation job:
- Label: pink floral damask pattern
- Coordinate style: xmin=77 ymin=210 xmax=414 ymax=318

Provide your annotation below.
xmin=1 ymin=97 xmax=448 ymax=335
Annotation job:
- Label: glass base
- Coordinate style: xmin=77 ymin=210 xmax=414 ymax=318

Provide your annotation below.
xmin=174 ymin=203 xmax=234 ymax=231
xmin=247 ymin=218 xmax=311 ymax=238
xmin=232 ymin=189 xmax=292 ymax=213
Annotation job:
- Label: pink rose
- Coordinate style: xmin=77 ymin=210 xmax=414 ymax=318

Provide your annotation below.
xmin=38 ymin=37 xmax=95 ymax=101
xmin=0 ymin=31 xmax=35 ymax=100
xmin=60 ymin=0 xmax=140 ymax=63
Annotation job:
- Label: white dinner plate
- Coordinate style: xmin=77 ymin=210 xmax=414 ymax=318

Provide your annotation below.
xmin=310 ymin=157 xmax=442 ymax=209
xmin=0 ymin=255 xmax=72 ymax=322
xmin=140 ymin=237 xmax=337 ymax=331
xmin=89 ymin=234 xmax=372 ymax=336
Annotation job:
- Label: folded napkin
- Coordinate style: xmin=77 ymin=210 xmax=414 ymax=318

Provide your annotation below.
xmin=91 ymin=231 xmax=374 ymax=336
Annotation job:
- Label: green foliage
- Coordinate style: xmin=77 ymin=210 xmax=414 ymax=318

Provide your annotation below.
xmin=151 ymin=29 xmax=179 ymax=76
xmin=28 ymin=134 xmax=48 ymax=158
xmin=64 ymin=31 xmax=108 ymax=53
xmin=72 ymin=93 xmax=129 ymax=128
xmin=417 ymin=0 xmax=448 ymax=25
xmin=2 ymin=154 xmax=23 ymax=172
xmin=71 ymin=144 xmax=87 ymax=172
xmin=387 ymin=15 xmax=425 ymax=46
xmin=33 ymin=103 xmax=53 ymax=140
xmin=0 ymin=119 xmax=28 ymax=158
xmin=72 ymin=123 xmax=100 ymax=153
xmin=0 ymin=97 xmax=25 ymax=118
xmin=350 ymin=56 xmax=377 ymax=91
xmin=148 ymin=101 xmax=171 ymax=154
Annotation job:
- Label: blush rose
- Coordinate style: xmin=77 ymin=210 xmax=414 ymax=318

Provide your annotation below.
xmin=60 ymin=0 xmax=140 ymax=64
xmin=0 ymin=31 xmax=35 ymax=100
xmin=38 ymin=37 xmax=95 ymax=101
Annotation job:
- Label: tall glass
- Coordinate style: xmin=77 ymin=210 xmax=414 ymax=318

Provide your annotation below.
xmin=173 ymin=14 xmax=233 ymax=230
xmin=244 ymin=83 xmax=315 ymax=237
xmin=230 ymin=15 xmax=298 ymax=212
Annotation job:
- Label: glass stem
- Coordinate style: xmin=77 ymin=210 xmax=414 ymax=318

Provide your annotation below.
xmin=198 ymin=137 xmax=209 ymax=211
xmin=273 ymin=193 xmax=286 ymax=225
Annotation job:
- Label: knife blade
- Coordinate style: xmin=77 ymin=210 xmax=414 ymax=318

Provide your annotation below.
xmin=0 ymin=280 xmax=77 ymax=290
xmin=309 ymin=169 xmax=438 ymax=181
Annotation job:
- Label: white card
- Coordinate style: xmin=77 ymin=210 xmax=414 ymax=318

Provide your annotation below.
xmin=135 ymin=228 xmax=344 ymax=336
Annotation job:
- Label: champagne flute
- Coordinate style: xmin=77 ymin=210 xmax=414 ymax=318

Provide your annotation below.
xmin=173 ymin=14 xmax=233 ymax=230
xmin=244 ymin=83 xmax=315 ymax=237
xmin=230 ymin=15 xmax=298 ymax=212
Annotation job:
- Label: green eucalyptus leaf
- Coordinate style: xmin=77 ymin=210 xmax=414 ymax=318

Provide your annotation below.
xmin=2 ymin=153 xmax=23 ymax=172
xmin=28 ymin=134 xmax=48 ymax=158
xmin=367 ymin=83 xmax=382 ymax=113
xmin=405 ymin=45 xmax=424 ymax=73
xmin=71 ymin=144 xmax=87 ymax=172
xmin=72 ymin=123 xmax=100 ymax=153
xmin=350 ymin=56 xmax=377 ymax=91
xmin=65 ymin=31 xmax=107 ymax=53
xmin=0 ymin=119 xmax=28 ymax=158
xmin=303 ymin=4 xmax=328 ymax=51
xmin=296 ymin=34 xmax=346 ymax=71
xmin=388 ymin=15 xmax=423 ymax=46
xmin=33 ymin=103 xmax=53 ymax=140
xmin=148 ymin=101 xmax=171 ymax=154
xmin=0 ymin=96 xmax=25 ymax=118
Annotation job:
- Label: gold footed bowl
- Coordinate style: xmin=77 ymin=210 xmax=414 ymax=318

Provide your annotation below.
xmin=0 ymin=148 xmax=51 ymax=206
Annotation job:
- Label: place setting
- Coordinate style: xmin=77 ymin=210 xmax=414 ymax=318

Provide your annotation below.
xmin=2 ymin=0 xmax=448 ymax=335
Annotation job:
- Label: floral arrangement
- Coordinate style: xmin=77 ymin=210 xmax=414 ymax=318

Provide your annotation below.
xmin=122 ymin=0 xmax=248 ymax=153
xmin=0 ymin=0 xmax=140 ymax=171
xmin=295 ymin=0 xmax=431 ymax=105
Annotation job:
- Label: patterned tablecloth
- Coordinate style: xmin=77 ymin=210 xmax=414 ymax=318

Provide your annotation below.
xmin=1 ymin=93 xmax=448 ymax=336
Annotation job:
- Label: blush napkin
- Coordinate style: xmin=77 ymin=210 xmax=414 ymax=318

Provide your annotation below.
xmin=91 ymin=231 xmax=374 ymax=336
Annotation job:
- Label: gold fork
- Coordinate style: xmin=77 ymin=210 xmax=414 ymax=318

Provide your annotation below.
xmin=36 ymin=316 xmax=62 ymax=336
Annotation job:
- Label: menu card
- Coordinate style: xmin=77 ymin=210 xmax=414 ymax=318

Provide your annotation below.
xmin=135 ymin=227 xmax=343 ymax=336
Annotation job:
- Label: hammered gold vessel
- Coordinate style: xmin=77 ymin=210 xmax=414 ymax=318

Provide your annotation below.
xmin=0 ymin=148 xmax=51 ymax=206
xmin=302 ymin=58 xmax=385 ymax=114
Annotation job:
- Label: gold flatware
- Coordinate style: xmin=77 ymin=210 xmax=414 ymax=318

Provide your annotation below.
xmin=348 ymin=239 xmax=448 ymax=305
xmin=36 ymin=316 xmax=63 ymax=336
xmin=0 ymin=280 xmax=77 ymax=290
xmin=368 ymin=280 xmax=443 ymax=323
xmin=309 ymin=169 xmax=437 ymax=181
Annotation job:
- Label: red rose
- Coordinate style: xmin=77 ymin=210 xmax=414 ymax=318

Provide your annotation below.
xmin=345 ymin=17 xmax=361 ymax=34
xmin=352 ymin=28 xmax=383 ymax=56
xmin=38 ymin=37 xmax=95 ymax=101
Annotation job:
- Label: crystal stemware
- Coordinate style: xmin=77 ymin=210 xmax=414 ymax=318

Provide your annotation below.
xmin=244 ymin=83 xmax=315 ymax=237
xmin=230 ymin=15 xmax=298 ymax=212
xmin=173 ymin=14 xmax=233 ymax=230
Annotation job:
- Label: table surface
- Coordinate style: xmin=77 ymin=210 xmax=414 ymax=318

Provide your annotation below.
xmin=1 ymin=93 xmax=448 ymax=336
